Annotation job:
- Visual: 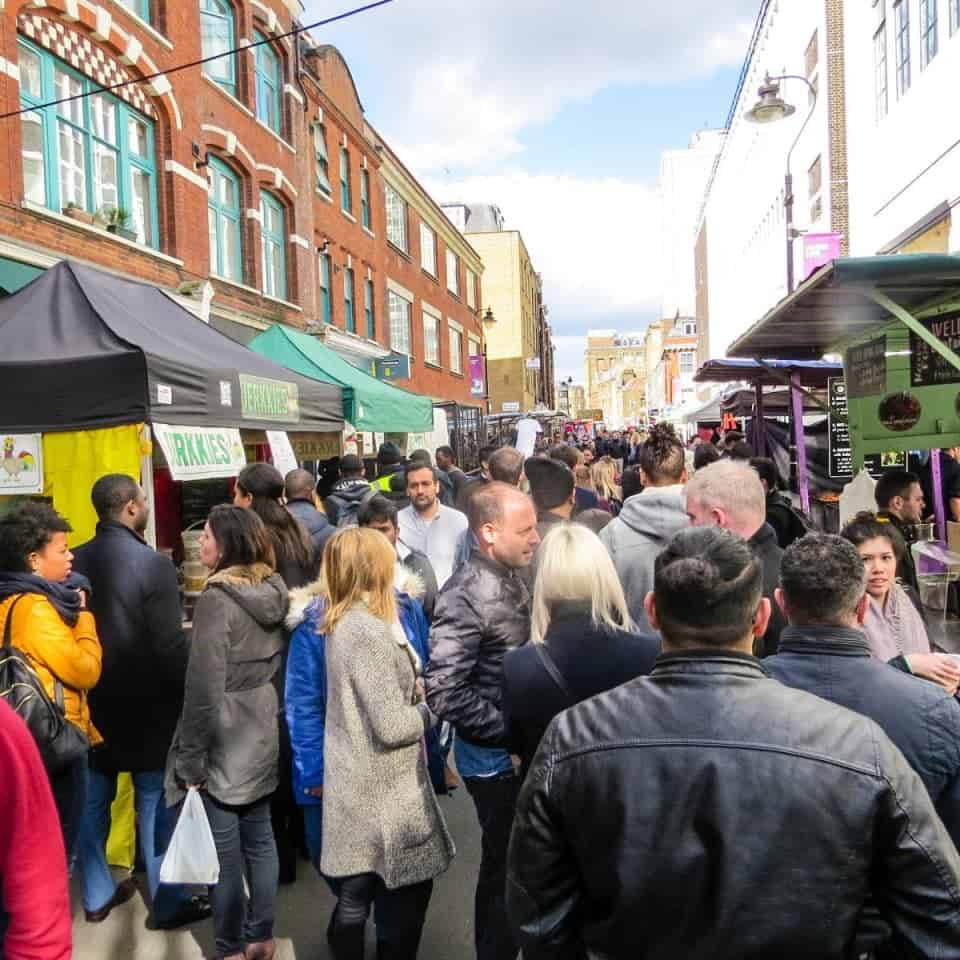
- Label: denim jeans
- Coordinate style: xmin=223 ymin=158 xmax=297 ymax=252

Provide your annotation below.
xmin=464 ymin=771 xmax=521 ymax=960
xmin=77 ymin=768 xmax=190 ymax=921
xmin=50 ymin=753 xmax=88 ymax=872
xmin=203 ymin=794 xmax=278 ymax=956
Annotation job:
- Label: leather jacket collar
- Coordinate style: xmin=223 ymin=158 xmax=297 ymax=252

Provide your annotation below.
xmin=470 ymin=549 xmax=527 ymax=582
xmin=652 ymin=648 xmax=766 ymax=679
xmin=776 ymin=624 xmax=871 ymax=658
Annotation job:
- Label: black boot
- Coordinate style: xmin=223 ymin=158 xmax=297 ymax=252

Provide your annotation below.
xmin=330 ymin=918 xmax=365 ymax=960
xmin=376 ymin=932 xmax=423 ymax=960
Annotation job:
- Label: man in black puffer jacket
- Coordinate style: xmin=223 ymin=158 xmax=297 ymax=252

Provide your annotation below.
xmin=507 ymin=526 xmax=960 ymax=960
xmin=426 ymin=482 xmax=540 ymax=960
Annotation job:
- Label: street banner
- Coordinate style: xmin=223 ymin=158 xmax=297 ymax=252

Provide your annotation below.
xmin=802 ymin=232 xmax=843 ymax=280
xmin=469 ymin=355 xmax=485 ymax=396
xmin=154 ymin=423 xmax=246 ymax=481
xmin=0 ymin=433 xmax=43 ymax=494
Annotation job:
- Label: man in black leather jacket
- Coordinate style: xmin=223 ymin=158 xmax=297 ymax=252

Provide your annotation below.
xmin=507 ymin=526 xmax=960 ymax=960
xmin=426 ymin=482 xmax=540 ymax=960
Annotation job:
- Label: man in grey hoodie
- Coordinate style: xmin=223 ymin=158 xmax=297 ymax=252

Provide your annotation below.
xmin=599 ymin=424 xmax=688 ymax=631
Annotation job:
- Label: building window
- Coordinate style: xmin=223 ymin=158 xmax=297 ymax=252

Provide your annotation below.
xmin=208 ymin=156 xmax=242 ymax=280
xmin=680 ymin=351 xmax=695 ymax=376
xmin=259 ymin=192 xmax=285 ymax=299
xmin=18 ymin=41 xmax=158 ymax=247
xmin=920 ymin=0 xmax=938 ymax=67
xmin=805 ymin=30 xmax=819 ymax=76
xmin=385 ymin=184 xmax=408 ymax=252
xmin=253 ymin=31 xmax=282 ymax=135
xmin=449 ymin=324 xmax=463 ymax=375
xmin=118 ymin=0 xmax=150 ymax=21
xmin=388 ymin=289 xmax=412 ymax=354
xmin=423 ymin=310 xmax=440 ymax=366
xmin=360 ymin=168 xmax=371 ymax=229
xmin=952 ymin=0 xmax=960 ymax=35
xmin=808 ymin=155 xmax=823 ymax=223
xmin=340 ymin=146 xmax=351 ymax=213
xmin=313 ymin=124 xmax=331 ymax=196
xmin=343 ymin=266 xmax=355 ymax=333
xmin=894 ymin=1 xmax=911 ymax=97
xmin=874 ymin=24 xmax=889 ymax=120
xmin=364 ymin=278 xmax=375 ymax=339
xmin=465 ymin=267 xmax=477 ymax=310
xmin=200 ymin=0 xmax=236 ymax=97
xmin=420 ymin=222 xmax=437 ymax=276
xmin=445 ymin=249 xmax=460 ymax=297
xmin=319 ymin=253 xmax=331 ymax=325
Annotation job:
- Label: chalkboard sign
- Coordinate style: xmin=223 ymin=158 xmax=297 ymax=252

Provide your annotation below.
xmin=827 ymin=377 xmax=901 ymax=480
xmin=845 ymin=337 xmax=886 ymax=398
xmin=909 ymin=311 xmax=960 ymax=387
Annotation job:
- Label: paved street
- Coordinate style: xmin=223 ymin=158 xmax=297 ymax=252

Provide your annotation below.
xmin=72 ymin=788 xmax=480 ymax=959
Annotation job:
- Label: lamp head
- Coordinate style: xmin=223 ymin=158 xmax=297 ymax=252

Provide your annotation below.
xmin=744 ymin=78 xmax=797 ymax=124
xmin=482 ymin=307 xmax=495 ymax=325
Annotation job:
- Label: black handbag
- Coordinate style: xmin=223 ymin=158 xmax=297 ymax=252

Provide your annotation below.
xmin=0 ymin=595 xmax=90 ymax=775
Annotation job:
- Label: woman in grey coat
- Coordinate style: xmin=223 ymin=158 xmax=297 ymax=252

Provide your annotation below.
xmin=166 ymin=506 xmax=289 ymax=960
xmin=321 ymin=527 xmax=454 ymax=960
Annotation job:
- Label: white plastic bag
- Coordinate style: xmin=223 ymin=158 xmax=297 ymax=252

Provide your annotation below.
xmin=159 ymin=788 xmax=220 ymax=885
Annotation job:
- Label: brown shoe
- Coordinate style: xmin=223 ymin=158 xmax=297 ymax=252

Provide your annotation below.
xmin=84 ymin=876 xmax=137 ymax=923
xmin=245 ymin=940 xmax=276 ymax=960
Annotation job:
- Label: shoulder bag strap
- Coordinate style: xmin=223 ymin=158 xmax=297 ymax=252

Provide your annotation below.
xmin=532 ymin=641 xmax=573 ymax=700
xmin=3 ymin=595 xmax=24 ymax=650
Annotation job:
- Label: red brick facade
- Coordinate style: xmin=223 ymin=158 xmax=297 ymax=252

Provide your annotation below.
xmin=0 ymin=0 xmax=483 ymax=406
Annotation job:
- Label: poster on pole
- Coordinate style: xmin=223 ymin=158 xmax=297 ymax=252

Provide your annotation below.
xmin=0 ymin=434 xmax=43 ymax=494
xmin=266 ymin=431 xmax=299 ymax=476
xmin=469 ymin=355 xmax=485 ymax=397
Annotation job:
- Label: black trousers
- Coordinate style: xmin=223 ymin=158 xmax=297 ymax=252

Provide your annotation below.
xmin=464 ymin=771 xmax=521 ymax=960
xmin=336 ymin=872 xmax=433 ymax=955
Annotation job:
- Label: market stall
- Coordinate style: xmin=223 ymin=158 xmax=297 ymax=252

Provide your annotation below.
xmin=0 ymin=260 xmax=344 ymax=556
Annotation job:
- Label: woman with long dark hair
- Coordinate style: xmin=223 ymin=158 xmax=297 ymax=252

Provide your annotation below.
xmin=235 ymin=463 xmax=314 ymax=589
xmin=166 ymin=505 xmax=288 ymax=960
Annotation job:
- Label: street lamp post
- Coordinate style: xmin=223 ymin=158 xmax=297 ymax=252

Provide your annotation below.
xmin=481 ymin=307 xmax=495 ymax=416
xmin=744 ymin=73 xmax=818 ymax=294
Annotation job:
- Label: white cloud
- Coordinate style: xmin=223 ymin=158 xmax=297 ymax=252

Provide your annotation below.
xmin=552 ymin=335 xmax=588 ymax=385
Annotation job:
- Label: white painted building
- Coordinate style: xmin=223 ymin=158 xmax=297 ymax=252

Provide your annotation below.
xmin=660 ymin=130 xmax=725 ymax=320
xmin=845 ymin=0 xmax=960 ymax=256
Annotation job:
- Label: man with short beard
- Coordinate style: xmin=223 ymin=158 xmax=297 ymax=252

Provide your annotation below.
xmin=72 ymin=474 xmax=205 ymax=930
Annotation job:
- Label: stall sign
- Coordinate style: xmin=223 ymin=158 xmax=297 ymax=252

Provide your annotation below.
xmin=502 ymin=401 xmax=521 ymax=413
xmin=154 ymin=423 xmax=246 ymax=481
xmin=374 ymin=354 xmax=411 ymax=382
xmin=0 ymin=434 xmax=43 ymax=494
xmin=845 ymin=337 xmax=887 ymax=398
xmin=827 ymin=380 xmax=900 ymax=479
xmin=288 ymin=432 xmax=342 ymax=461
xmin=909 ymin=311 xmax=960 ymax=387
xmin=266 ymin=431 xmax=299 ymax=476
xmin=239 ymin=375 xmax=300 ymax=423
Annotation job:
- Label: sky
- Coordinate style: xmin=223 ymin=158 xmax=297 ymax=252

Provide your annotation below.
xmin=303 ymin=0 xmax=761 ymax=385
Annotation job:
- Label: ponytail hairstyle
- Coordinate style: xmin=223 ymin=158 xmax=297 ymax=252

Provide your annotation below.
xmin=236 ymin=463 xmax=312 ymax=575
xmin=638 ymin=423 xmax=686 ymax=486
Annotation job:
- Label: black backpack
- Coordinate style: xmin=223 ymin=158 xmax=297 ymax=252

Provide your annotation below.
xmin=766 ymin=495 xmax=812 ymax=550
xmin=0 ymin=595 xmax=89 ymax=774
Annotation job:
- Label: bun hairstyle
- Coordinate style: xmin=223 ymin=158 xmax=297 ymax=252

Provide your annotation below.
xmin=653 ymin=527 xmax=762 ymax=648
xmin=639 ymin=423 xmax=686 ymax=485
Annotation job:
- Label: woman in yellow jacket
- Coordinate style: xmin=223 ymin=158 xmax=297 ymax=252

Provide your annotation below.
xmin=0 ymin=501 xmax=102 ymax=863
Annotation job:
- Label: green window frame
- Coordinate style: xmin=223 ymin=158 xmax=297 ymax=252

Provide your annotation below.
xmin=207 ymin=156 xmax=243 ymax=281
xmin=18 ymin=39 xmax=158 ymax=248
xmin=314 ymin=124 xmax=331 ymax=196
xmin=319 ymin=253 xmax=332 ymax=325
xmin=360 ymin=168 xmax=371 ymax=229
xmin=364 ymin=278 xmax=375 ymax=339
xmin=201 ymin=0 xmax=236 ymax=97
xmin=260 ymin=191 xmax=286 ymax=300
xmin=254 ymin=30 xmax=282 ymax=134
xmin=344 ymin=266 xmax=355 ymax=332
xmin=340 ymin=146 xmax=352 ymax=213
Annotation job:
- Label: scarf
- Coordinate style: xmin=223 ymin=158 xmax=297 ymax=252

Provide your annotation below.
xmin=0 ymin=571 xmax=92 ymax=627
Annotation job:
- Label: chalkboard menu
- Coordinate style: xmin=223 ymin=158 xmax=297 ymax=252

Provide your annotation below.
xmin=845 ymin=337 xmax=887 ymax=398
xmin=828 ymin=377 xmax=896 ymax=480
xmin=909 ymin=311 xmax=960 ymax=387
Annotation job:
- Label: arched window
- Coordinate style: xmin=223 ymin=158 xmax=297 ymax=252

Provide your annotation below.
xmin=200 ymin=0 xmax=236 ymax=97
xmin=253 ymin=31 xmax=281 ymax=135
xmin=260 ymin=191 xmax=286 ymax=300
xmin=208 ymin=157 xmax=242 ymax=280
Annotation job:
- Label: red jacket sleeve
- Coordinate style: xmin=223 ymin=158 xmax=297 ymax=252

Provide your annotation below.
xmin=0 ymin=701 xmax=72 ymax=960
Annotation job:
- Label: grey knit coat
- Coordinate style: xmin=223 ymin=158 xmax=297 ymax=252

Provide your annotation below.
xmin=321 ymin=604 xmax=455 ymax=889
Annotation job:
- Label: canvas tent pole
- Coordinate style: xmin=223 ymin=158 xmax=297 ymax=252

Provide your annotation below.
xmin=141 ymin=425 xmax=157 ymax=549
xmin=753 ymin=381 xmax=766 ymax=458
xmin=932 ymin=448 xmax=947 ymax=542
xmin=790 ymin=373 xmax=810 ymax=516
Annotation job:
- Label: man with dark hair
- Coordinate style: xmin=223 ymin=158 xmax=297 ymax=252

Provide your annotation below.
xmin=549 ymin=445 xmax=598 ymax=513
xmin=751 ymin=457 xmax=808 ymax=549
xmin=721 ymin=429 xmax=745 ymax=456
xmin=426 ymin=483 xmax=539 ymax=960
xmin=692 ymin=442 xmax=720 ymax=471
xmin=728 ymin=440 xmax=754 ymax=461
xmin=525 ymin=456 xmax=575 ymax=540
xmin=620 ymin=464 xmax=643 ymax=501
xmin=876 ymin=469 xmax=925 ymax=591
xmin=471 ymin=444 xmax=499 ymax=481
xmin=72 ymin=476 xmax=205 ymax=930
xmin=371 ymin=441 xmax=409 ymax=508
xmin=284 ymin=468 xmax=334 ymax=566
xmin=767 ymin=533 xmax=960 ymax=855
xmin=359 ymin=495 xmax=438 ymax=621
xmin=488 ymin=447 xmax=525 ymax=487
xmin=323 ymin=454 xmax=374 ymax=527
xmin=436 ymin=444 xmax=469 ymax=505
xmin=599 ymin=424 xmax=688 ymax=631
xmin=507 ymin=526 xmax=960 ymax=959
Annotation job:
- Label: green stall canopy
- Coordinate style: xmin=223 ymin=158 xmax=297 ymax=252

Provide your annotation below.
xmin=0 ymin=256 xmax=44 ymax=295
xmin=248 ymin=324 xmax=434 ymax=433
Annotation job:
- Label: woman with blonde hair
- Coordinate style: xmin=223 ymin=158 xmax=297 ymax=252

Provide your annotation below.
xmin=501 ymin=524 xmax=660 ymax=770
xmin=592 ymin=457 xmax=623 ymax=515
xmin=321 ymin=527 xmax=454 ymax=959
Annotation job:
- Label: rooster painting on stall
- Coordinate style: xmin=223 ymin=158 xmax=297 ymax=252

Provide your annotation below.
xmin=1 ymin=437 xmax=36 ymax=482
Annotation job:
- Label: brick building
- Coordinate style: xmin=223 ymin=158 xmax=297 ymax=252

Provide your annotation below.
xmin=0 ymin=0 xmax=483 ymax=408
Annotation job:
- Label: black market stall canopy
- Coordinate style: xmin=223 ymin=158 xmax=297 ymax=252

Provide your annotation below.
xmin=0 ymin=260 xmax=344 ymax=434
xmin=247 ymin=324 xmax=433 ymax=433
xmin=695 ymin=358 xmax=842 ymax=389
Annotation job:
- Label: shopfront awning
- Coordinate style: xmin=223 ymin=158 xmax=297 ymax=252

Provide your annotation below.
xmin=729 ymin=254 xmax=960 ymax=360
xmin=248 ymin=324 xmax=433 ymax=433
xmin=695 ymin=358 xmax=842 ymax=387
xmin=0 ymin=260 xmax=344 ymax=433
xmin=0 ymin=256 xmax=44 ymax=295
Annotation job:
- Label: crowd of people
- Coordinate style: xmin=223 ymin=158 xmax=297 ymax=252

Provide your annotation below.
xmin=3 ymin=425 xmax=960 ymax=959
